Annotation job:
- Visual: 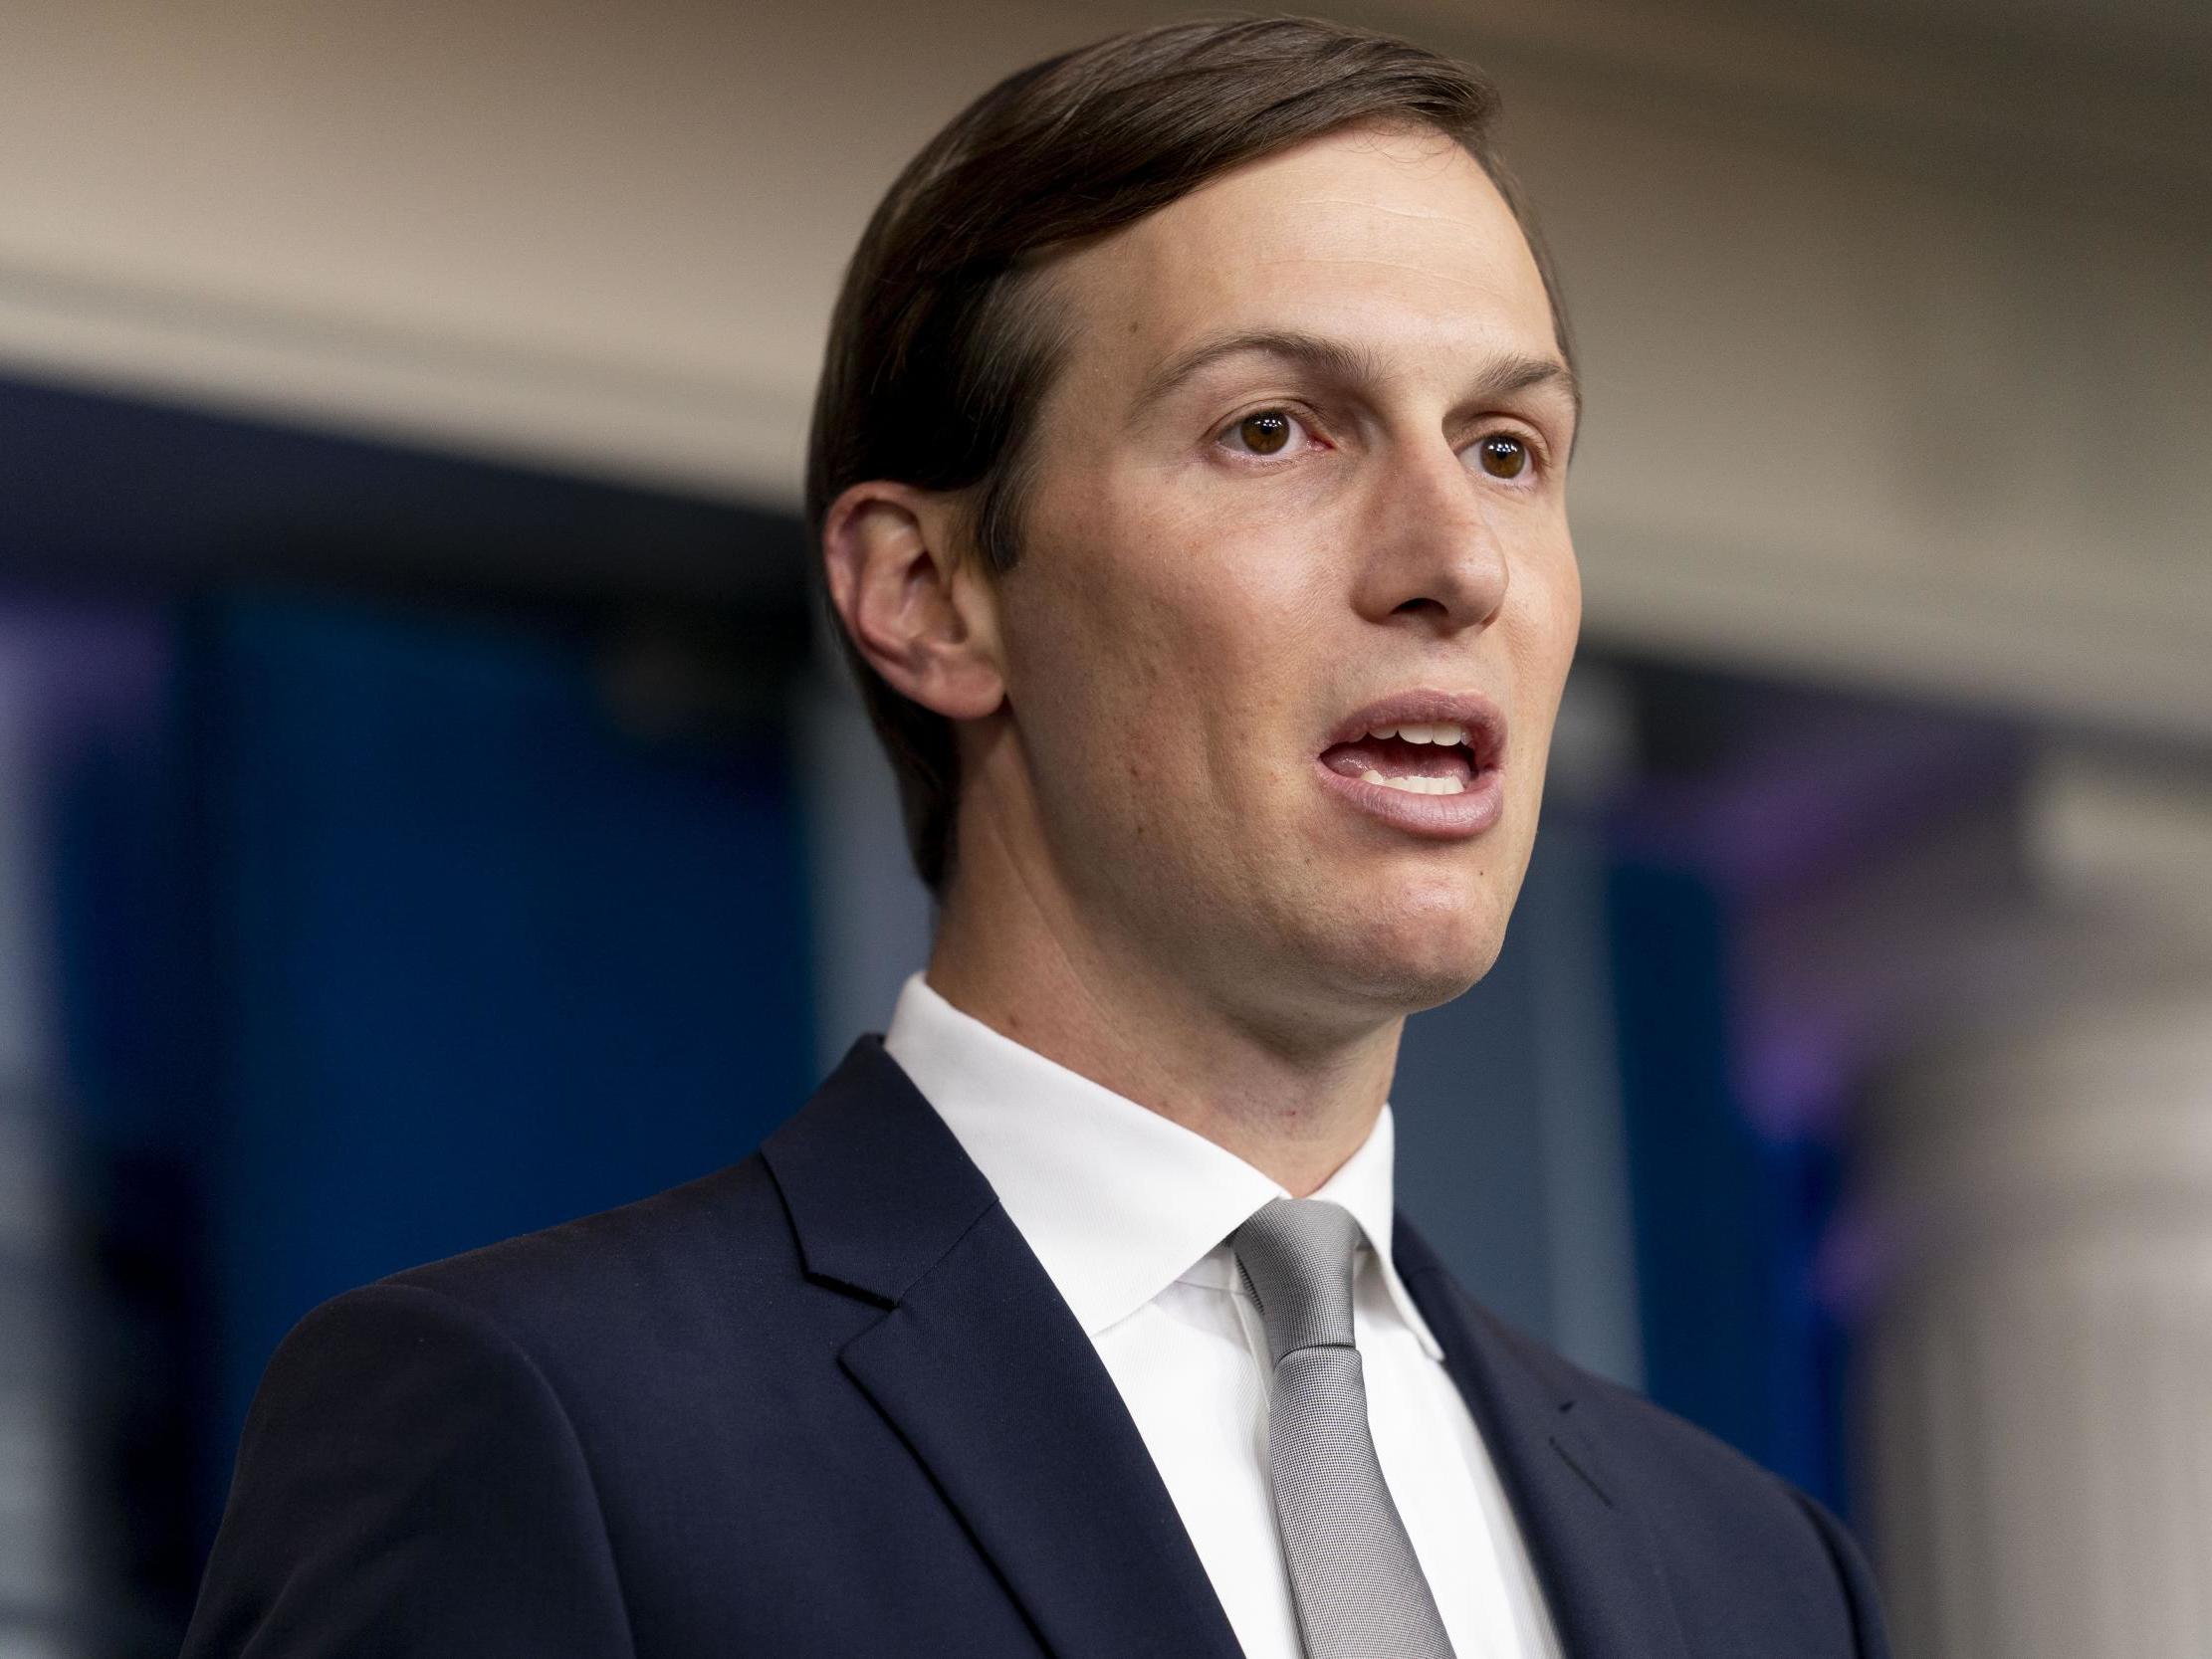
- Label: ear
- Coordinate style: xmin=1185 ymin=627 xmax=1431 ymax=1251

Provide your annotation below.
xmin=821 ymin=481 xmax=1005 ymax=721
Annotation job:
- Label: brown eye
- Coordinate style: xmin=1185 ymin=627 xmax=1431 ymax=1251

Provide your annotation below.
xmin=1236 ymin=411 xmax=1293 ymax=455
xmin=1476 ymin=434 xmax=1529 ymax=479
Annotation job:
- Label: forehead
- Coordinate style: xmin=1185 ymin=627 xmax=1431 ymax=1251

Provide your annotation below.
xmin=1047 ymin=121 xmax=1557 ymax=388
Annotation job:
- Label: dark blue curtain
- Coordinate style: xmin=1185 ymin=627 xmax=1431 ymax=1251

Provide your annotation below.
xmin=188 ymin=592 xmax=814 ymax=1536
xmin=1607 ymin=861 xmax=1842 ymax=1503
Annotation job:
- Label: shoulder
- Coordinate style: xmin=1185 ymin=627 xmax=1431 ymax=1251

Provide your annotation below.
xmin=198 ymin=1155 xmax=838 ymax=1571
xmin=1473 ymin=1304 xmax=1889 ymax=1657
xmin=324 ymin=1149 xmax=857 ymax=1415
xmin=1487 ymin=1306 xmax=1793 ymax=1514
xmin=187 ymin=1234 xmax=665 ymax=1653
xmin=1395 ymin=1218 xmax=1885 ymax=1656
xmin=378 ymin=1152 xmax=793 ymax=1333
xmin=1398 ymin=1216 xmax=1849 ymax=1546
xmin=250 ymin=1036 xmax=947 ymax=1455
xmin=228 ymin=1145 xmax=845 ymax=1485
xmin=234 ymin=1151 xmax=800 ymax=1430
xmin=189 ymin=1151 xmax=871 ymax=1651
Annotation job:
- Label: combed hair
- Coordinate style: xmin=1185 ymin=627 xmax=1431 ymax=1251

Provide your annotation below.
xmin=804 ymin=14 xmax=1572 ymax=894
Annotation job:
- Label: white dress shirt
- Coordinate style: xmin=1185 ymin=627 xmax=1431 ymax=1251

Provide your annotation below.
xmin=884 ymin=972 xmax=1562 ymax=1659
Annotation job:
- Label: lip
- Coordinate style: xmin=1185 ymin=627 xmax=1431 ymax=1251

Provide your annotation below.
xmin=1314 ymin=689 xmax=1509 ymax=842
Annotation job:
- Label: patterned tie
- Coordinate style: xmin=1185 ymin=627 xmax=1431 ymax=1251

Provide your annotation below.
xmin=1231 ymin=1197 xmax=1457 ymax=1659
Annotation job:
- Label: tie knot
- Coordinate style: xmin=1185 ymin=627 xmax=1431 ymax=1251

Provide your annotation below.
xmin=1230 ymin=1197 xmax=1362 ymax=1365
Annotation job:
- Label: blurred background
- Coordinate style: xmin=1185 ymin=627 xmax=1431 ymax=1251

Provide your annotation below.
xmin=0 ymin=0 xmax=2206 ymax=1653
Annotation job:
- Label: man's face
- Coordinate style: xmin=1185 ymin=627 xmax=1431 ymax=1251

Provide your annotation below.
xmin=977 ymin=120 xmax=1581 ymax=1035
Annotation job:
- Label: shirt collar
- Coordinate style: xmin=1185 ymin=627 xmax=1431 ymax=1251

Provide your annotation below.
xmin=882 ymin=971 xmax=1443 ymax=1360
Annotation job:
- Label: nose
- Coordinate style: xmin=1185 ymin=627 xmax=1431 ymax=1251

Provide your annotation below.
xmin=1351 ymin=437 xmax=1510 ymax=633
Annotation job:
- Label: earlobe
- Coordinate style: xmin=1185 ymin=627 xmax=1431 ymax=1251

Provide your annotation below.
xmin=821 ymin=482 xmax=1006 ymax=722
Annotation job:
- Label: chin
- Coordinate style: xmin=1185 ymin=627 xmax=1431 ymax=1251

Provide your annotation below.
xmin=1302 ymin=890 xmax=1511 ymax=1017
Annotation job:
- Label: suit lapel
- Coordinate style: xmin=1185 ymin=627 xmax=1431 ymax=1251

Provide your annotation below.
xmin=1395 ymin=1216 xmax=1691 ymax=1659
xmin=763 ymin=1039 xmax=1244 ymax=1659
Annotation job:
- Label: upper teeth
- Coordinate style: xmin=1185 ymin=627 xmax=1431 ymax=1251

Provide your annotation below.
xmin=1367 ymin=721 xmax=1468 ymax=746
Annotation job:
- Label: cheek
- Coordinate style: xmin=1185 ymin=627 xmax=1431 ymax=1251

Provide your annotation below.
xmin=997 ymin=539 xmax=1209 ymax=818
xmin=1510 ymin=539 xmax=1582 ymax=700
xmin=1554 ymin=543 xmax=1585 ymax=658
xmin=1491 ymin=545 xmax=1579 ymax=811
xmin=1016 ymin=498 xmax=1323 ymax=782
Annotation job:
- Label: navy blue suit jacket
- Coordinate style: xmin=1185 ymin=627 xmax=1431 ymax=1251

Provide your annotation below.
xmin=185 ymin=1036 xmax=1889 ymax=1657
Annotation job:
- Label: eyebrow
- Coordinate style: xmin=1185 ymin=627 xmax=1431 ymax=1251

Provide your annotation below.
xmin=1130 ymin=327 xmax=1582 ymax=428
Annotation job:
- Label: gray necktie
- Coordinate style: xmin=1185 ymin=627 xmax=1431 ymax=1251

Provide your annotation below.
xmin=1231 ymin=1197 xmax=1456 ymax=1659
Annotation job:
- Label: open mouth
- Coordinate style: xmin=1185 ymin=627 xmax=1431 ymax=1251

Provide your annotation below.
xmin=1318 ymin=720 xmax=1481 ymax=796
xmin=1311 ymin=694 xmax=1509 ymax=837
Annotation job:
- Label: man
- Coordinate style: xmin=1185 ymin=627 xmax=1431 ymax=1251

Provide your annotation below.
xmin=186 ymin=17 xmax=1888 ymax=1657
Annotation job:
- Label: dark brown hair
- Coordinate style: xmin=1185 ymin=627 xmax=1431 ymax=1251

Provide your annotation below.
xmin=804 ymin=14 xmax=1571 ymax=894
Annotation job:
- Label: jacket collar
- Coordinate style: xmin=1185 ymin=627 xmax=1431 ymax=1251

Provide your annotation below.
xmin=763 ymin=1036 xmax=1246 ymax=1659
xmin=759 ymin=1032 xmax=998 ymax=1305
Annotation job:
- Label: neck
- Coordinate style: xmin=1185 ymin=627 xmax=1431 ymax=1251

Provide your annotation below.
xmin=927 ymin=840 xmax=1402 ymax=1199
